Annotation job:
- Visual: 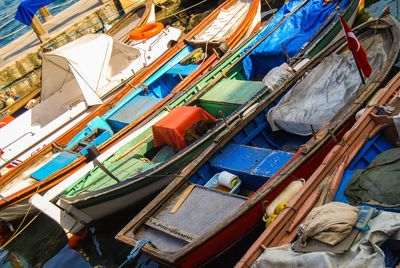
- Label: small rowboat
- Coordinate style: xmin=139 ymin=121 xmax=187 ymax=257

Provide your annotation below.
xmin=0 ymin=0 xmax=158 ymax=171
xmin=0 ymin=0 xmax=263 ymax=222
xmin=114 ymin=14 xmax=400 ymax=267
xmin=0 ymin=0 xmax=152 ymax=118
xmin=239 ymin=72 xmax=400 ymax=267
xmin=34 ymin=0 xmax=356 ymax=254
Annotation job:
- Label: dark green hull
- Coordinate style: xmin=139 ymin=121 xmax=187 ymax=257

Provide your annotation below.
xmin=62 ymin=0 xmax=360 ymax=215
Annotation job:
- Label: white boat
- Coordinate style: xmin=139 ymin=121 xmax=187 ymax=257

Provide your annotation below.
xmin=0 ymin=28 xmax=181 ymax=172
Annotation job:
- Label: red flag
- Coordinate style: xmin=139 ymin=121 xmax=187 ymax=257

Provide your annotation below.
xmin=339 ymin=15 xmax=372 ymax=78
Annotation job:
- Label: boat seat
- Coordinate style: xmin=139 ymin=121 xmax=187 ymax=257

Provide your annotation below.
xmin=30 ymin=151 xmax=79 ymax=181
xmin=199 ymin=78 xmax=265 ymax=118
xmin=135 ymin=184 xmax=246 ymax=251
xmin=66 ymin=116 xmax=114 ymax=150
xmin=106 ymin=95 xmax=160 ymax=132
xmin=210 ymin=144 xmax=294 ymax=190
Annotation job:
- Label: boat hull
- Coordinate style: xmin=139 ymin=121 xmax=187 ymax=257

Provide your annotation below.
xmin=116 ymin=14 xmax=400 ymax=267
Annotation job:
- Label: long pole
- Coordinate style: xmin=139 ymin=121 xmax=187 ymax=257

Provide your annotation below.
xmin=31 ymin=15 xmax=49 ymax=43
xmin=351 ymin=50 xmax=366 ymax=84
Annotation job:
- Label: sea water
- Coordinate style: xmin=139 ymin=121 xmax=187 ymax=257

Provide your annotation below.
xmin=0 ymin=0 xmax=80 ymax=48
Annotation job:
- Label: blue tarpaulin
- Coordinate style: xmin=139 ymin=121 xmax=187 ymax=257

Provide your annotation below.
xmin=15 ymin=0 xmax=54 ymax=25
xmin=242 ymin=0 xmax=349 ymax=80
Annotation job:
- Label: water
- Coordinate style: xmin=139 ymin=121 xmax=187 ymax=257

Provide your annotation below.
xmin=0 ymin=0 xmax=81 ymax=48
xmin=0 ymin=0 xmax=399 ymax=267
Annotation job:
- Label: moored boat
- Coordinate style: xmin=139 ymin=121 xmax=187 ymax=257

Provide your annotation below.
xmin=240 ymin=72 xmax=400 ymax=267
xmin=0 ymin=0 xmax=150 ymax=118
xmin=0 ymin=23 xmax=182 ymax=171
xmin=114 ymin=13 xmax=400 ymax=267
xmin=30 ymin=0 xmax=360 ymax=224
xmin=48 ymin=0 xmax=361 ymax=220
xmin=0 ymin=0 xmax=263 ymax=222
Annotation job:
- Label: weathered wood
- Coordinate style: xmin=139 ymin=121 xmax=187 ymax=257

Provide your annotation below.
xmin=170 ymin=184 xmax=195 ymax=213
xmin=144 ymin=216 xmax=196 ymax=242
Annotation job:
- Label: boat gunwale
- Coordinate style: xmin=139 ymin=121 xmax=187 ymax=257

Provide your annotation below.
xmin=115 ymin=14 xmax=400 ymax=265
xmin=236 ymin=72 xmax=400 ymax=267
xmin=0 ymin=0 xmax=261 ymax=210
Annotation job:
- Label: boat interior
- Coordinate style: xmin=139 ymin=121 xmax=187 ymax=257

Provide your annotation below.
xmin=0 ymin=0 xmax=263 ymax=200
xmin=28 ymin=0 xmax=260 ymax=184
xmin=63 ymin=27 xmax=391 ymax=200
xmin=29 ymin=46 xmax=203 ymax=182
xmin=326 ymin=115 xmax=400 ymax=264
xmin=132 ymin=31 xmax=392 ymax=252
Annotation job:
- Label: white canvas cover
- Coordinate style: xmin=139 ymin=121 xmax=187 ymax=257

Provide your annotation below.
xmin=35 ymin=34 xmax=140 ymax=126
xmin=41 ymin=34 xmax=140 ymax=105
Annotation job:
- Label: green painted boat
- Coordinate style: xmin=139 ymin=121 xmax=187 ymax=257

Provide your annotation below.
xmin=33 ymin=0 xmax=361 ymax=223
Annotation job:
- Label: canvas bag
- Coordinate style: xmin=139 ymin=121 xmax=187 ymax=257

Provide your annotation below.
xmin=299 ymin=202 xmax=359 ymax=246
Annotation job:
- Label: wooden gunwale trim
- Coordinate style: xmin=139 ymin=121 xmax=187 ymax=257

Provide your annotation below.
xmin=236 ymin=73 xmax=400 ymax=266
xmin=0 ymin=0 xmax=259 ymax=209
xmin=61 ymin=0 xmax=264 ymax=205
xmin=117 ymin=15 xmax=400 ymax=264
xmin=0 ymin=1 xmax=148 ymax=116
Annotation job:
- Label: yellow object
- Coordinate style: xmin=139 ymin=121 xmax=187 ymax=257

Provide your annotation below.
xmin=266 ymin=179 xmax=305 ymax=216
xmin=358 ymin=0 xmax=365 ymax=13
xmin=264 ymin=214 xmax=278 ymax=227
xmin=5 ymin=98 xmax=15 ymax=106
xmin=230 ymin=177 xmax=240 ymax=188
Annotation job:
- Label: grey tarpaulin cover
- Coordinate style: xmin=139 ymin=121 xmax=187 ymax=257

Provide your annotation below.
xmin=252 ymin=211 xmax=400 ymax=268
xmin=262 ymin=63 xmax=294 ymax=91
xmin=266 ymin=37 xmax=387 ymax=136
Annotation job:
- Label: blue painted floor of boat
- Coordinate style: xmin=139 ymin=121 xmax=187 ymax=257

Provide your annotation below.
xmin=0 ymin=1 xmax=398 ymax=267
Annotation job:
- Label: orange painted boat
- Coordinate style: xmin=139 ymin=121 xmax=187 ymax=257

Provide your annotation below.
xmin=236 ymin=72 xmax=400 ymax=267
xmin=0 ymin=0 xmax=263 ymax=222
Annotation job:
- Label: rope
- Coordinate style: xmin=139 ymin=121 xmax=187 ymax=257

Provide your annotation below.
xmin=0 ymin=184 xmax=42 ymax=250
xmin=119 ymin=240 xmax=152 ymax=268
xmin=155 ymin=0 xmax=208 ymax=21
xmin=264 ymin=0 xmax=276 ymax=16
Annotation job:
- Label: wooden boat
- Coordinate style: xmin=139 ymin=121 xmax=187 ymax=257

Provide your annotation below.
xmin=237 ymin=72 xmax=400 ymax=267
xmin=0 ymin=21 xmax=182 ymax=170
xmin=0 ymin=0 xmax=156 ymax=170
xmin=0 ymin=0 xmax=150 ymax=118
xmin=0 ymin=0 xmax=263 ymax=222
xmin=33 ymin=0 xmax=359 ymax=241
xmin=114 ymin=14 xmax=400 ymax=267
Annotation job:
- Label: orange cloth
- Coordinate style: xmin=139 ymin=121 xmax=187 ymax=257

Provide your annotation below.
xmin=0 ymin=115 xmax=13 ymax=128
xmin=152 ymin=106 xmax=217 ymax=150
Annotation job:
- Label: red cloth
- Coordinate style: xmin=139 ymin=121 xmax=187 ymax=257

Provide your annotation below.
xmin=339 ymin=15 xmax=372 ymax=78
xmin=152 ymin=106 xmax=217 ymax=150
